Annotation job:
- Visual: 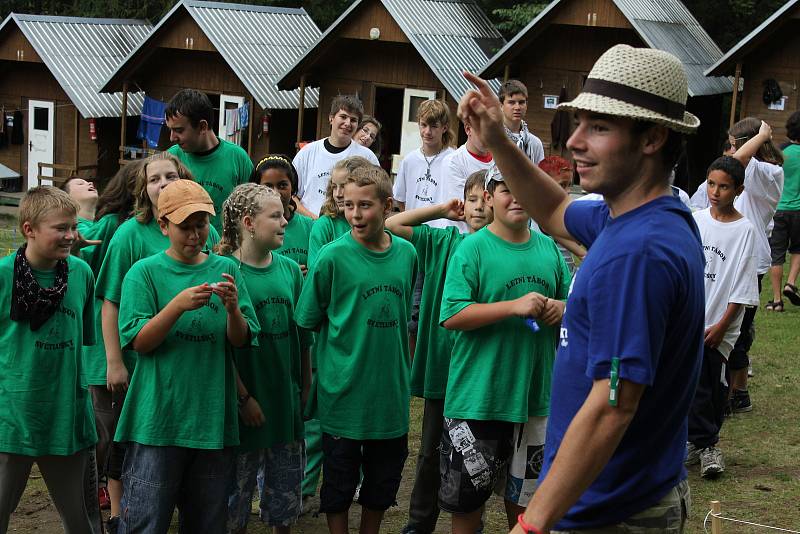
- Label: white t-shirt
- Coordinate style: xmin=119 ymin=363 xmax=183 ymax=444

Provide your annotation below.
xmin=507 ymin=126 xmax=545 ymax=164
xmin=693 ymin=208 xmax=760 ymax=359
xmin=734 ymin=159 xmax=784 ymax=274
xmin=293 ymin=139 xmax=379 ymax=217
xmin=393 ymin=147 xmax=455 ymax=228
xmin=441 ymin=144 xmax=494 ymax=232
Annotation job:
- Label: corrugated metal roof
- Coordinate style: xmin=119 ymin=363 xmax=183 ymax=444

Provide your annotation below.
xmin=481 ymin=0 xmax=731 ymax=97
xmin=101 ymin=0 xmax=320 ymax=110
xmin=278 ymin=0 xmax=504 ymax=99
xmin=1 ymin=14 xmax=152 ymax=118
xmin=706 ymin=0 xmax=799 ymax=76
xmin=383 ymin=0 xmax=505 ymax=97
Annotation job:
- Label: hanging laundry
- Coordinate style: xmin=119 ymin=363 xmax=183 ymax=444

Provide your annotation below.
xmin=11 ymin=111 xmax=23 ymax=145
xmin=238 ymin=103 xmax=249 ymax=130
xmin=137 ymin=96 xmax=167 ymax=149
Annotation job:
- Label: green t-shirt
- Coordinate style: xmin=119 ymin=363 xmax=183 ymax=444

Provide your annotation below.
xmin=778 ymin=144 xmax=800 ymax=211
xmin=409 ymin=225 xmax=464 ymax=399
xmin=0 ymin=253 xmax=97 ymax=456
xmin=440 ymin=227 xmax=571 ymax=422
xmin=80 ymin=214 xmax=124 ymax=386
xmin=276 ymin=213 xmax=314 ymax=269
xmin=308 ymin=215 xmax=350 ymax=267
xmin=168 ymin=140 xmax=254 ymax=233
xmin=91 ymin=217 xmax=220 ymax=384
xmin=295 ymin=232 xmax=418 ymax=440
xmin=116 ymin=252 xmax=259 ymax=449
xmin=235 ymin=254 xmax=311 ymax=450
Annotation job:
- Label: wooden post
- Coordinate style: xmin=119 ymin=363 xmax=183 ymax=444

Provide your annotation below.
xmin=730 ymin=63 xmax=741 ymax=131
xmin=73 ymin=106 xmax=80 ymax=173
xmin=120 ymin=82 xmax=128 ymax=163
xmin=247 ymin=97 xmax=254 ymax=158
xmin=296 ymin=75 xmax=306 ymax=148
xmin=503 ymin=64 xmax=510 ymax=84
xmin=711 ymin=500 xmax=722 ymax=534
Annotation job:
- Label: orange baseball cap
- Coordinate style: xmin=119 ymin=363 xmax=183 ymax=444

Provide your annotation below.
xmin=157 ymin=180 xmax=215 ymax=224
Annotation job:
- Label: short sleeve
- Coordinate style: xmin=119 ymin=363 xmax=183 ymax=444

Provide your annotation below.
xmin=96 ymin=231 xmax=133 ymax=303
xmin=232 ymin=264 xmax=260 ymax=346
xmin=308 ymin=219 xmax=330 ymax=267
xmin=117 ymin=266 xmax=158 ymax=351
xmin=410 ymin=225 xmax=431 ymax=264
xmin=292 ymin=149 xmax=309 ymax=199
xmin=728 ymin=230 xmax=760 ymax=306
xmin=393 ymin=159 xmax=409 ymax=203
xmin=439 ymin=244 xmax=478 ymax=324
xmin=586 ymin=254 xmax=675 ymax=386
xmin=295 ymin=254 xmax=332 ymax=330
xmin=239 ymin=152 xmax=254 ymax=186
xmin=564 ymin=200 xmax=610 ymax=248
xmin=82 ymin=265 xmax=96 ymax=347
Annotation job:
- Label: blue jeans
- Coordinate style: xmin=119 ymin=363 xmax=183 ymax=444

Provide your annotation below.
xmin=119 ymin=442 xmax=234 ymax=534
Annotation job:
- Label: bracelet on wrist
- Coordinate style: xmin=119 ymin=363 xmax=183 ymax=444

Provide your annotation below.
xmin=517 ymin=513 xmax=544 ymax=534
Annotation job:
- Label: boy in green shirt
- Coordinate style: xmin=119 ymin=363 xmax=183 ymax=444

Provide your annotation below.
xmin=386 ymin=170 xmax=491 ymax=534
xmin=116 ymin=180 xmax=258 ymax=533
xmin=0 ymin=186 xmax=102 ymax=533
xmin=295 ymin=165 xmax=417 ymax=534
xmin=166 ymin=89 xmax=254 ymax=234
xmin=439 ymin=169 xmax=571 ymax=533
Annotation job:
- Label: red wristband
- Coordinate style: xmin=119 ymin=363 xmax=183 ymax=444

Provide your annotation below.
xmin=517 ymin=513 xmax=544 ymax=534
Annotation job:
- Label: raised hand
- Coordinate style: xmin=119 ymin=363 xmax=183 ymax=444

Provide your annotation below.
xmin=458 ymin=72 xmax=509 ymax=151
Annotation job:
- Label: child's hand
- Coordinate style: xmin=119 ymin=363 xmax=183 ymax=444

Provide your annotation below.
xmin=704 ymin=323 xmax=725 ymax=348
xmin=174 ymin=284 xmax=213 ymax=312
xmin=441 ymin=199 xmax=465 ymax=221
xmin=106 ymin=359 xmax=129 ymax=393
xmin=511 ymin=292 xmax=547 ymax=319
xmin=299 ymin=264 xmax=308 ymax=276
xmin=539 ymin=298 xmax=565 ymax=326
xmin=211 ymin=273 xmax=239 ymax=313
xmin=239 ymin=396 xmax=265 ymax=427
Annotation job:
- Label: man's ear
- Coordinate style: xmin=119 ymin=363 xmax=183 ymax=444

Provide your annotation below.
xmin=197 ymin=119 xmax=210 ymax=134
xmin=640 ymin=124 xmax=670 ymax=156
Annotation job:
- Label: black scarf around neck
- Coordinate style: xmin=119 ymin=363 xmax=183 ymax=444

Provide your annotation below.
xmin=10 ymin=246 xmax=69 ymax=331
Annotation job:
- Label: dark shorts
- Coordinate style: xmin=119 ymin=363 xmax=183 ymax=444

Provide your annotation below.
xmin=438 ymin=418 xmax=514 ymax=514
xmin=769 ymin=210 xmax=800 ymax=265
xmin=319 ymin=433 xmax=408 ymax=514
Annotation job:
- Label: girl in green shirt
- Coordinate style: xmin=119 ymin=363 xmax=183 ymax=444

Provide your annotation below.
xmin=218 ymin=183 xmax=311 ymax=534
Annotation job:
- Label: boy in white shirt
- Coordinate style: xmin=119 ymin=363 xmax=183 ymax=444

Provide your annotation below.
xmin=292 ymin=95 xmax=379 ymax=218
xmin=499 ymin=80 xmax=544 ymax=165
xmin=393 ymin=100 xmax=455 ymax=227
xmin=687 ymin=155 xmax=759 ymax=479
xmin=441 ymin=123 xmax=494 ymax=232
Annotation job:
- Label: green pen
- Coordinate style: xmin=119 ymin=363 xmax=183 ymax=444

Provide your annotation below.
xmin=609 ymin=357 xmax=620 ymax=407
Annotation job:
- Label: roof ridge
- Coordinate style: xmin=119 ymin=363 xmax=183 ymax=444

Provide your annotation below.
xmin=10 ymin=13 xmax=151 ymax=25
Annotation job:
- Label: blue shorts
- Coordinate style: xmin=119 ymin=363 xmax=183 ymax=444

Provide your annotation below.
xmin=227 ymin=441 xmax=305 ymax=529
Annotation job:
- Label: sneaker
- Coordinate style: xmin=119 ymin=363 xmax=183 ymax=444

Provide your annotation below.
xmin=731 ymin=389 xmax=753 ymax=413
xmin=685 ymin=442 xmax=701 ymax=466
xmin=98 ymin=486 xmax=110 ymax=510
xmin=700 ymin=447 xmax=725 ymax=478
xmin=106 ymin=516 xmax=120 ymax=534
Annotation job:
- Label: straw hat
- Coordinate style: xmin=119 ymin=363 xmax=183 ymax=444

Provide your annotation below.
xmin=558 ymin=44 xmax=700 ymax=134
xmin=158 ymin=180 xmax=215 ymax=224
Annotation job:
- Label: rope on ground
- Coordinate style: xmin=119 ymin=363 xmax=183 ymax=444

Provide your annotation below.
xmin=704 ymin=509 xmax=800 ymax=533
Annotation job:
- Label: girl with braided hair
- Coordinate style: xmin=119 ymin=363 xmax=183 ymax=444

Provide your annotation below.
xmin=252 ymin=155 xmax=313 ymax=275
xmin=219 ymin=183 xmax=311 ymax=534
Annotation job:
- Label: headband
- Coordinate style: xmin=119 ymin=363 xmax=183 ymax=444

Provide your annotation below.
xmin=256 ymin=155 xmax=291 ymax=169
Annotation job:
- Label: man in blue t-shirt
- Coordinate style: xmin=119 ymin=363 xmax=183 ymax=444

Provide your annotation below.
xmin=459 ymin=44 xmax=705 ymax=534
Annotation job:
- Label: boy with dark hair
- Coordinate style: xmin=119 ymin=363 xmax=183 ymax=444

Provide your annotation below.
xmin=387 ymin=170 xmax=492 ymax=534
xmin=687 ymin=155 xmax=758 ymax=478
xmin=392 ymin=99 xmax=455 ymax=225
xmin=438 ymin=169 xmax=570 ymax=533
xmin=0 ymin=186 xmax=102 ymax=533
xmin=293 ymin=95 xmax=379 ymax=219
xmin=498 ymin=80 xmax=544 ymax=165
xmin=295 ymin=165 xmax=417 ymax=534
xmin=165 ymin=88 xmax=254 ymax=234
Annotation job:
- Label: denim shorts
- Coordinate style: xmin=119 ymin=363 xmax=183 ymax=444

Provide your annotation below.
xmin=227 ymin=441 xmax=305 ymax=529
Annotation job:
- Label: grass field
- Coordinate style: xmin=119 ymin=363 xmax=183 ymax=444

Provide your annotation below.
xmin=4 ymin=209 xmax=800 ymax=533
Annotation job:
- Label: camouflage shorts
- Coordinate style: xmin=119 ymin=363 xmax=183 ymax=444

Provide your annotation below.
xmin=552 ymin=479 xmax=691 ymax=534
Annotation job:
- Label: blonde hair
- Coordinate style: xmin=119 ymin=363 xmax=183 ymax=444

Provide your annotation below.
xmin=216 ymin=183 xmax=281 ymax=256
xmin=346 ymin=164 xmax=393 ymax=202
xmin=417 ymin=99 xmax=453 ymax=147
xmin=133 ymin=153 xmax=195 ymax=223
xmin=20 ymin=186 xmax=79 ymax=232
xmin=319 ymin=156 xmax=372 ymax=217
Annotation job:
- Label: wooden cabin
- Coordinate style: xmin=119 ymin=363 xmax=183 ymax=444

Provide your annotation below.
xmin=480 ymin=0 xmax=733 ymax=189
xmin=706 ymin=0 xmax=800 ymax=143
xmin=0 ymin=14 xmax=151 ymax=189
xmin=100 ymin=0 xmax=321 ymax=163
xmin=277 ymin=0 xmax=505 ymax=167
